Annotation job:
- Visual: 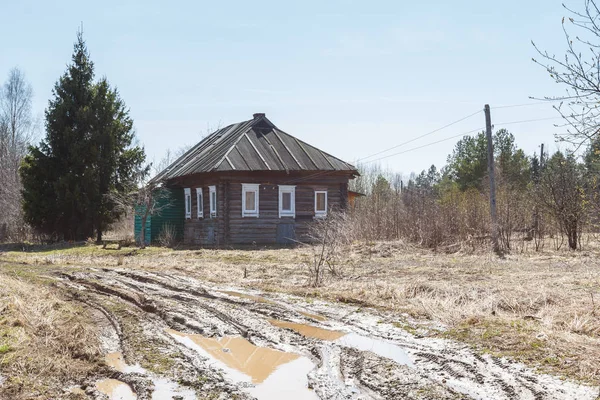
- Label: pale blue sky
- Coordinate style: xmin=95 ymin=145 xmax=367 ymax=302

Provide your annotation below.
xmin=1 ymin=0 xmax=573 ymax=176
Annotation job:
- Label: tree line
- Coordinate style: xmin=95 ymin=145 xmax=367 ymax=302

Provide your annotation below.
xmin=349 ymin=131 xmax=600 ymax=251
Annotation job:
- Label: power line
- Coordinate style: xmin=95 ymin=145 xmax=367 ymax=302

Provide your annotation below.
xmin=285 ymin=112 xmax=563 ymax=184
xmin=494 ymin=116 xmax=561 ymax=126
xmin=362 ymin=127 xmax=484 ymax=165
xmin=491 ymin=100 xmax=562 ymax=109
xmin=356 ymin=109 xmax=482 ymax=162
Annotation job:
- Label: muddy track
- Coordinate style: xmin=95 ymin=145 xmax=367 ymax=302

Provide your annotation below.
xmin=55 ymin=268 xmax=598 ymax=400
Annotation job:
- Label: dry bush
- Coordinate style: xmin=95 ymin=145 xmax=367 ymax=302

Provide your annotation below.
xmin=157 ymin=222 xmax=178 ymax=248
xmin=349 ymin=161 xmax=596 ymax=253
xmin=104 ymin=212 xmax=135 ymax=243
xmin=0 ymin=274 xmax=101 ymax=398
xmin=305 ymin=212 xmax=353 ymax=286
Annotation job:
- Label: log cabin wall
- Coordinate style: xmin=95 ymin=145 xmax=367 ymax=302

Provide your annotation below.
xmin=171 ymin=171 xmax=352 ymax=246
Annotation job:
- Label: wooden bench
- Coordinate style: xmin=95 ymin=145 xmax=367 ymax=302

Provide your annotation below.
xmin=102 ymin=239 xmax=126 ymax=250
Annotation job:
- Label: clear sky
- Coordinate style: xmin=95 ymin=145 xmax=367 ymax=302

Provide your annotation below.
xmin=0 ymin=0 xmax=574 ymax=176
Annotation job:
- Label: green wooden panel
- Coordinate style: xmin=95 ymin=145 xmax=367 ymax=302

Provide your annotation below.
xmin=151 ymin=188 xmax=185 ymax=242
xmin=133 ymin=188 xmax=184 ymax=244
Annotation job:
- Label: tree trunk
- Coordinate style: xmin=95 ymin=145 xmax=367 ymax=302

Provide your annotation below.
xmin=567 ymin=220 xmax=578 ymax=250
xmin=139 ymin=213 xmax=148 ymax=249
xmin=96 ymin=229 xmax=103 ymax=243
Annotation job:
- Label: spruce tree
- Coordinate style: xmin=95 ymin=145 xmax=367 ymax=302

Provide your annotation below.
xmin=21 ymin=32 xmax=146 ymax=241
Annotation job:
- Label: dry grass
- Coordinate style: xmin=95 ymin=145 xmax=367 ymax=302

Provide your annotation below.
xmin=2 ymin=241 xmax=600 ymax=385
xmin=0 ymin=270 xmax=102 ymax=399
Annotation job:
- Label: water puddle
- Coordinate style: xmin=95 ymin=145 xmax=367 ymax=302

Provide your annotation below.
xmin=269 ymin=320 xmax=414 ymax=367
xmin=269 ymin=319 xmax=345 ymax=341
xmin=102 ymin=351 xmax=195 ymax=400
xmin=336 ymin=333 xmax=414 ymax=367
xmin=105 ymin=352 xmax=128 ymax=372
xmin=218 ymin=290 xmax=274 ymax=304
xmin=168 ymin=329 xmax=318 ymax=399
xmin=96 ymin=379 xmax=137 ymax=400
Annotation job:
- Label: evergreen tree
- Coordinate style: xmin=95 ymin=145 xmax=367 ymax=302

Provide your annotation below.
xmin=445 ymin=129 xmax=530 ymax=191
xmin=20 ymin=32 xmax=146 ymax=241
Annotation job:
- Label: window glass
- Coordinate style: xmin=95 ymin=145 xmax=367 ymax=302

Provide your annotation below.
xmin=282 ymin=192 xmax=292 ymax=211
xmin=209 ymin=186 xmax=217 ymax=217
xmin=184 ymin=188 xmax=191 ymax=218
xmin=245 ymin=191 xmax=256 ymax=211
xmin=196 ymin=188 xmax=203 ymax=218
xmin=316 ymin=192 xmax=326 ymax=211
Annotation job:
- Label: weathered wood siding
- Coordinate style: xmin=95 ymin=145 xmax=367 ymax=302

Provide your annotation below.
xmin=172 ymin=171 xmax=352 ymax=246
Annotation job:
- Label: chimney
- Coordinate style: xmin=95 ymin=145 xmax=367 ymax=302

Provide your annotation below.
xmin=253 ymin=113 xmax=265 ymax=119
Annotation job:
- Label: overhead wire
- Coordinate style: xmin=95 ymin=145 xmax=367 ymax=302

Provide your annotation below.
xmin=356 ymin=109 xmax=483 ymax=162
xmin=491 ymin=100 xmax=563 ymax=109
xmin=283 ymin=112 xmax=563 ymax=184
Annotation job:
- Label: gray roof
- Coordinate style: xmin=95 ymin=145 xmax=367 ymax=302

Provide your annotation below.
xmin=152 ymin=113 xmax=357 ymax=182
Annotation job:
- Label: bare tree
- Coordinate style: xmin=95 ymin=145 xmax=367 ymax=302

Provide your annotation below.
xmin=533 ymin=1 xmax=600 ymax=146
xmin=536 ymin=151 xmax=587 ymax=250
xmin=110 ymin=179 xmax=172 ymax=249
xmin=0 ymin=68 xmax=35 ymax=241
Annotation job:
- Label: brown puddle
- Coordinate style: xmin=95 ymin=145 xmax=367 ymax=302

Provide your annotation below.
xmin=269 ymin=320 xmax=414 ymax=367
xmin=268 ymin=320 xmax=345 ymax=341
xmin=218 ymin=290 xmax=274 ymax=304
xmin=105 ymin=352 xmax=127 ymax=372
xmin=168 ymin=329 xmax=299 ymax=383
xmin=96 ymin=379 xmax=137 ymax=400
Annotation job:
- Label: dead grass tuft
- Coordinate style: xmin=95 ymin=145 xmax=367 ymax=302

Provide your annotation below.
xmin=0 ymin=274 xmax=102 ymax=399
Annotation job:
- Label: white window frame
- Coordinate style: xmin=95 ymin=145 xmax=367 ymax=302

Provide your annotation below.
xmin=196 ymin=187 xmax=203 ymax=218
xmin=278 ymin=185 xmax=296 ymax=218
xmin=184 ymin=188 xmax=192 ymax=219
xmin=315 ymin=190 xmax=328 ymax=218
xmin=209 ymin=185 xmax=217 ymax=218
xmin=241 ymin=183 xmax=260 ymax=218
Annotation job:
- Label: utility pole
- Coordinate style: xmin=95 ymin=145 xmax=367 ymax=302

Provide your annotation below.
xmin=484 ymin=104 xmax=500 ymax=254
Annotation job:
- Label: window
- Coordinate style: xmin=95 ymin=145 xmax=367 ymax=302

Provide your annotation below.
xmin=196 ymin=188 xmax=203 ymax=218
xmin=315 ymin=190 xmax=327 ymax=218
xmin=209 ymin=185 xmax=217 ymax=218
xmin=242 ymin=183 xmax=260 ymax=218
xmin=278 ymin=185 xmax=296 ymax=218
xmin=184 ymin=188 xmax=191 ymax=219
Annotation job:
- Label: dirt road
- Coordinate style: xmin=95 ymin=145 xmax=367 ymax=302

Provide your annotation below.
xmin=46 ymin=267 xmax=597 ymax=400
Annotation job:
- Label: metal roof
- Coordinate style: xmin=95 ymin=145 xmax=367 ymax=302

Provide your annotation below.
xmin=151 ymin=113 xmax=357 ymax=182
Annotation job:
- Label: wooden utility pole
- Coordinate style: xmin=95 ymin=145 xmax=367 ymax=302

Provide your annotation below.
xmin=484 ymin=104 xmax=500 ymax=254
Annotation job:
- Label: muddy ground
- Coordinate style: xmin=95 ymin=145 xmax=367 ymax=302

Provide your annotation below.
xmin=2 ymin=265 xmax=594 ymax=399
xmin=1 ymin=244 xmax=600 ymax=399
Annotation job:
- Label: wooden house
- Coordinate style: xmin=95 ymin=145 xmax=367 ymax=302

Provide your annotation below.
xmin=140 ymin=113 xmax=358 ymax=245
